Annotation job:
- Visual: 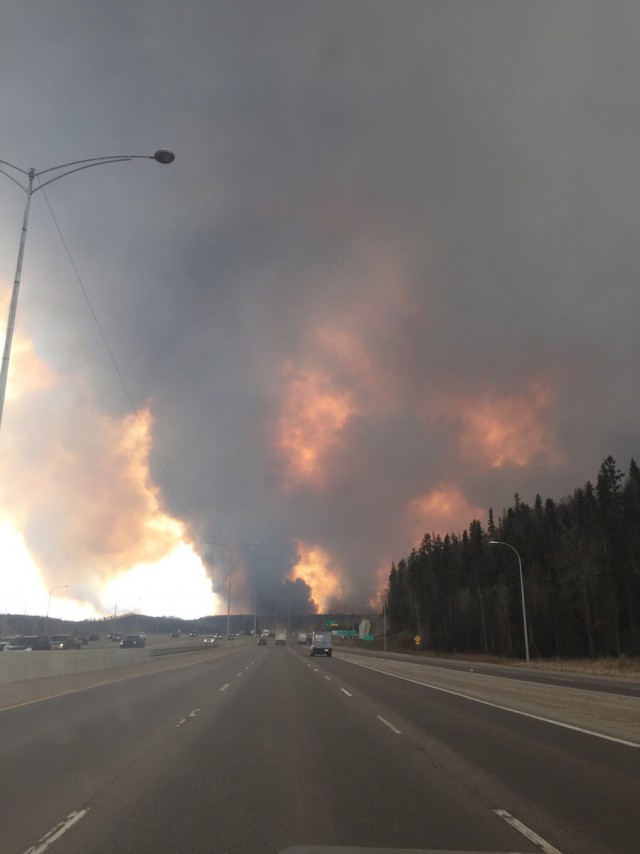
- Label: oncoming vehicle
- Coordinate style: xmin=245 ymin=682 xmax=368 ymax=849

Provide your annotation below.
xmin=120 ymin=634 xmax=146 ymax=648
xmin=50 ymin=634 xmax=82 ymax=650
xmin=203 ymin=636 xmax=217 ymax=645
xmin=7 ymin=635 xmax=52 ymax=651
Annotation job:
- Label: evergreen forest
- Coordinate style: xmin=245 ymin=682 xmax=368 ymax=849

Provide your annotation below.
xmin=385 ymin=456 xmax=640 ymax=659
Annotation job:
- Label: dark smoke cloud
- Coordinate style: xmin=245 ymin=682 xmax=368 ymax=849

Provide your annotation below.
xmin=1 ymin=2 xmax=638 ymax=616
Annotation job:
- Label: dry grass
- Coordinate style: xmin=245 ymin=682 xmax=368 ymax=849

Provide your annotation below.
xmin=349 ymin=637 xmax=640 ymax=679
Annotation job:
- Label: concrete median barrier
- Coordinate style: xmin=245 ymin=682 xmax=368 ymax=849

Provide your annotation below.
xmin=0 ymin=647 xmax=150 ymax=685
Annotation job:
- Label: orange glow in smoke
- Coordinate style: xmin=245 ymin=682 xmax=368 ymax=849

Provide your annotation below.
xmin=0 ymin=288 xmax=219 ymax=619
xmin=277 ymin=364 xmax=356 ymax=488
xmin=405 ymin=484 xmax=485 ymax=542
xmin=456 ymin=380 xmax=560 ymax=468
xmin=290 ymin=542 xmax=343 ymax=613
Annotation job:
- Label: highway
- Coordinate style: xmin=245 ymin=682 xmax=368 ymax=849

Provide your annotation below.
xmin=1 ymin=640 xmax=638 ymax=854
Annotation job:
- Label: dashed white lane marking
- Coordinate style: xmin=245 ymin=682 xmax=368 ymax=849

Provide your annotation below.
xmin=236 ymin=672 xmax=243 ymax=677
xmin=340 ymin=688 xmax=353 ymax=697
xmin=177 ymin=709 xmax=202 ymax=727
xmin=22 ymin=809 xmax=89 ymax=854
xmin=220 ymin=683 xmax=230 ymax=691
xmin=494 ymin=809 xmax=563 ymax=854
xmin=377 ymin=715 xmax=402 ymax=734
xmin=340 ymin=657 xmax=640 ymax=749
xmin=324 ymin=675 xmax=331 ymax=680
xmin=313 ymin=668 xmax=319 ymax=672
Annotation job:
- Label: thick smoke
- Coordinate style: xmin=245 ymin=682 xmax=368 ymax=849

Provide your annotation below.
xmin=1 ymin=3 xmax=638 ymax=617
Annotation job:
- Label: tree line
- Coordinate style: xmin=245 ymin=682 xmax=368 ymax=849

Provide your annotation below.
xmin=385 ymin=456 xmax=640 ymax=659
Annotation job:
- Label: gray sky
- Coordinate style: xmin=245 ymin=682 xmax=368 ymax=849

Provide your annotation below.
xmin=1 ymin=1 xmax=638 ymax=619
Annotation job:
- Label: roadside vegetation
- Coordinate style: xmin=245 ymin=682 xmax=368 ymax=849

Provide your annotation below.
xmin=384 ymin=456 xmax=640 ymax=662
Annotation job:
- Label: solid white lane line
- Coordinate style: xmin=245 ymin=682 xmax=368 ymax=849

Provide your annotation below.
xmin=340 ymin=688 xmax=353 ymax=697
xmin=220 ymin=683 xmax=230 ymax=691
xmin=377 ymin=715 xmax=402 ymax=734
xmin=494 ymin=809 xmax=563 ymax=854
xmin=341 ymin=658 xmax=640 ymax=749
xmin=23 ymin=809 xmax=89 ymax=854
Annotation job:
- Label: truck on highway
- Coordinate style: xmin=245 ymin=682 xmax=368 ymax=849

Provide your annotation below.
xmin=310 ymin=631 xmax=332 ymax=657
xmin=275 ymin=627 xmax=287 ymax=645
xmin=297 ymin=632 xmax=308 ymax=644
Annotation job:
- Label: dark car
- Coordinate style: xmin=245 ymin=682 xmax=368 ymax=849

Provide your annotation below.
xmin=189 ymin=631 xmax=198 ymax=637
xmin=7 ymin=635 xmax=52 ymax=651
xmin=108 ymin=633 xmax=122 ymax=642
xmin=50 ymin=634 xmax=82 ymax=650
xmin=170 ymin=630 xmax=180 ymax=637
xmin=120 ymin=634 xmax=145 ymax=648
xmin=258 ymin=637 xmax=267 ymax=646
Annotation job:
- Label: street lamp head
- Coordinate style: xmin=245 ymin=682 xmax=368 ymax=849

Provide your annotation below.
xmin=153 ymin=149 xmax=175 ymax=164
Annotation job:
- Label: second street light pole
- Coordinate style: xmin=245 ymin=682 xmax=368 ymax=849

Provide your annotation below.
xmin=44 ymin=584 xmax=68 ymax=636
xmin=0 ymin=148 xmax=175 ymax=430
xmin=489 ymin=539 xmax=530 ymax=663
xmin=370 ymin=587 xmax=387 ymax=653
xmin=205 ymin=541 xmax=258 ymax=639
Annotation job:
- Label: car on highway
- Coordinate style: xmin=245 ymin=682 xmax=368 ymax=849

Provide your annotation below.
xmin=6 ymin=635 xmax=52 ymax=651
xmin=170 ymin=630 xmax=180 ymax=637
xmin=189 ymin=631 xmax=198 ymax=637
xmin=108 ymin=633 xmax=123 ymax=642
xmin=120 ymin=634 xmax=146 ymax=648
xmin=258 ymin=637 xmax=267 ymax=646
xmin=203 ymin=636 xmax=217 ymax=645
xmin=50 ymin=634 xmax=82 ymax=650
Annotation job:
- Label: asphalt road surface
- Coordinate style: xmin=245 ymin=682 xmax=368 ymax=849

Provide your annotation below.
xmin=1 ymin=640 xmax=638 ymax=854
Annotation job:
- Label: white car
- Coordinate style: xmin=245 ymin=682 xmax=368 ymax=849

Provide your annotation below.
xmin=203 ymin=636 xmax=217 ymax=645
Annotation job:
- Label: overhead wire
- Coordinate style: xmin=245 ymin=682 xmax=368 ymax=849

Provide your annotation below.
xmin=38 ymin=179 xmax=190 ymax=520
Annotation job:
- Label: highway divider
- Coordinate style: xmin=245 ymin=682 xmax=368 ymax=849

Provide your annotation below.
xmin=0 ymin=644 xmax=219 ymax=685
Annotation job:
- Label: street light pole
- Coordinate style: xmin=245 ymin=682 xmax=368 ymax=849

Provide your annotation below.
xmin=44 ymin=584 xmax=68 ymax=636
xmin=489 ymin=540 xmax=530 ymax=663
xmin=0 ymin=149 xmax=175 ymax=429
xmin=205 ymin=541 xmax=258 ymax=639
xmin=369 ymin=587 xmax=387 ymax=653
